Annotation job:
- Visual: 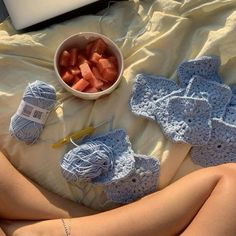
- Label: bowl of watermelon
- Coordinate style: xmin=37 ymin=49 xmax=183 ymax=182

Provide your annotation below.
xmin=54 ymin=32 xmax=124 ymax=100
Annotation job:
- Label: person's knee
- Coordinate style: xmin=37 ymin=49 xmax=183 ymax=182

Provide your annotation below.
xmin=213 ymin=163 xmax=236 ymax=192
xmin=216 ymin=163 xmax=236 ymax=176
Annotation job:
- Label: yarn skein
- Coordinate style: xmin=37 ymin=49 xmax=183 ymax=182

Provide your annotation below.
xmin=9 ymin=80 xmax=56 ymax=144
xmin=61 ymin=141 xmax=114 ymax=182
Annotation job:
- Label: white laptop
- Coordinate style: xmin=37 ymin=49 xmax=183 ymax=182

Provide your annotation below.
xmin=3 ymin=0 xmax=100 ymax=30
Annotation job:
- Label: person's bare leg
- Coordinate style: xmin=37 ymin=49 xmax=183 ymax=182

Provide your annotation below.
xmin=181 ymin=164 xmax=236 ymax=236
xmin=0 ymin=227 xmax=6 ymax=236
xmin=0 ymin=151 xmax=96 ymax=220
xmin=3 ymin=163 xmax=236 ymax=236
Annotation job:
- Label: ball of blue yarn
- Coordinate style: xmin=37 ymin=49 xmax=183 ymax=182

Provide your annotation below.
xmin=61 ymin=141 xmax=114 ymax=182
xmin=9 ymin=80 xmax=56 ymax=144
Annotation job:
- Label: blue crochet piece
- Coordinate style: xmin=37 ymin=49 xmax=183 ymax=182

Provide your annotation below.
xmin=230 ymin=84 xmax=236 ymax=94
xmin=130 ymin=73 xmax=179 ymax=121
xmin=81 ymin=129 xmax=135 ymax=184
xmin=229 ymin=85 xmax=236 ymax=106
xmin=177 ymin=55 xmax=221 ymax=87
xmin=61 ymin=141 xmax=114 ymax=182
xmin=224 ymin=106 xmax=236 ymax=126
xmin=185 ymin=76 xmax=232 ymax=118
xmin=154 ymin=89 xmax=185 ymax=127
xmin=191 ymin=119 xmax=236 ymax=167
xmin=230 ymin=94 xmax=236 ymax=106
xmin=163 ymin=96 xmax=212 ymax=145
xmin=104 ymin=154 xmax=160 ymax=204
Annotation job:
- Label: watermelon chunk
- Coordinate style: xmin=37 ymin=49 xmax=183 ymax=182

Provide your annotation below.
xmin=79 ymin=63 xmax=94 ymax=81
xmin=90 ymin=38 xmax=108 ymax=55
xmin=72 ymin=78 xmax=89 ymax=91
xmin=62 ymin=71 xmax=74 ymax=84
xmin=102 ymin=68 xmax=118 ymax=82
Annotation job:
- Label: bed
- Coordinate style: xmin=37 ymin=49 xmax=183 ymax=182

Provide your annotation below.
xmin=0 ymin=0 xmax=236 ymax=210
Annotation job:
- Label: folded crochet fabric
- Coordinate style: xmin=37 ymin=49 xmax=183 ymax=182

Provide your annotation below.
xmin=130 ymin=73 xmax=179 ymax=121
xmin=163 ymin=96 xmax=212 ymax=145
xmin=154 ymin=89 xmax=185 ymax=127
xmin=230 ymin=84 xmax=236 ymax=94
xmin=230 ymin=85 xmax=236 ymax=105
xmin=104 ymin=154 xmax=160 ymax=204
xmin=177 ymin=55 xmax=222 ymax=87
xmin=191 ymin=119 xmax=236 ymax=167
xmin=224 ymin=106 xmax=236 ymax=126
xmin=185 ymin=76 xmax=232 ymax=118
xmin=61 ymin=129 xmax=135 ymax=185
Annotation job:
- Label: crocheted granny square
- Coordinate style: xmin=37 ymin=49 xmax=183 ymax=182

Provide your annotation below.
xmin=191 ymin=119 xmax=236 ymax=167
xmin=177 ymin=56 xmax=221 ymax=87
xmin=224 ymin=106 xmax=236 ymax=126
xmin=186 ymin=76 xmax=232 ymax=118
xmin=154 ymin=89 xmax=185 ymax=126
xmin=61 ymin=129 xmax=135 ymax=185
xmin=163 ymin=96 xmax=212 ymax=145
xmin=130 ymin=73 xmax=179 ymax=121
xmin=104 ymin=154 xmax=160 ymax=204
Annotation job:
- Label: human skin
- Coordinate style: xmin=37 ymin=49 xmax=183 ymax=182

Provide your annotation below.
xmin=0 ymin=151 xmax=97 ymax=221
xmin=1 ymin=151 xmax=236 ymax=236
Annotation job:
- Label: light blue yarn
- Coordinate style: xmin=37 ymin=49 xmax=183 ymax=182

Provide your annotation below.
xmin=9 ymin=80 xmax=56 ymax=144
xmin=61 ymin=141 xmax=114 ymax=182
xmin=61 ymin=129 xmax=135 ymax=185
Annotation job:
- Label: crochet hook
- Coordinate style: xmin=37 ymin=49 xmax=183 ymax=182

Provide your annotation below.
xmin=52 ymin=116 xmax=114 ymax=148
xmin=51 ymin=126 xmax=95 ymax=148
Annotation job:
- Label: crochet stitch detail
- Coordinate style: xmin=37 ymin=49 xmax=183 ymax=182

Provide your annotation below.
xmin=130 ymin=73 xmax=179 ymax=121
xmin=154 ymin=89 xmax=185 ymax=127
xmin=164 ymin=96 xmax=212 ymax=145
xmin=185 ymin=76 xmax=232 ymax=118
xmin=191 ymin=119 xmax=236 ymax=167
xmin=177 ymin=55 xmax=221 ymax=87
xmin=224 ymin=106 xmax=236 ymax=126
xmin=104 ymin=154 xmax=160 ymax=204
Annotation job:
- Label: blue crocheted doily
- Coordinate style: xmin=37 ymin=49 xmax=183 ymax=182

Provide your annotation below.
xmin=191 ymin=119 xmax=236 ymax=167
xmin=163 ymin=96 xmax=212 ymax=145
xmin=61 ymin=129 xmax=135 ymax=185
xmin=104 ymin=154 xmax=160 ymax=204
xmin=177 ymin=55 xmax=221 ymax=87
xmin=130 ymin=73 xmax=179 ymax=121
xmin=185 ymin=76 xmax=232 ymax=118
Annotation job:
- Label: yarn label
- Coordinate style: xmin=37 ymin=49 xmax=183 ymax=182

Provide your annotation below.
xmin=16 ymin=100 xmax=50 ymax=124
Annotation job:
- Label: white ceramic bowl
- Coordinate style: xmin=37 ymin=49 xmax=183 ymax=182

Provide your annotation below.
xmin=54 ymin=32 xmax=124 ymax=100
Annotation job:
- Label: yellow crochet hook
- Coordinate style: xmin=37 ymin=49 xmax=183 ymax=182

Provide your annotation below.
xmin=52 ymin=126 xmax=95 ymax=148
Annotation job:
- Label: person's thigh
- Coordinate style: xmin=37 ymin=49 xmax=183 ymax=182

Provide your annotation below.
xmin=0 ymin=151 xmax=96 ymax=220
xmin=0 ymin=164 xmax=234 ymax=236
xmin=182 ymin=163 xmax=236 ymax=236
xmin=0 ymin=227 xmax=6 ymax=236
xmin=65 ymin=165 xmax=225 ymax=236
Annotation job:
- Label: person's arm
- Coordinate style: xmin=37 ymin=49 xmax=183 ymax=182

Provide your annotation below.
xmin=0 ymin=151 xmax=97 ymax=220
